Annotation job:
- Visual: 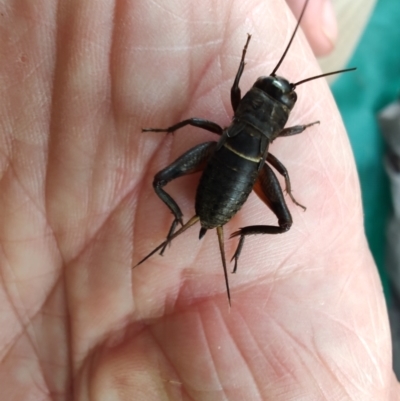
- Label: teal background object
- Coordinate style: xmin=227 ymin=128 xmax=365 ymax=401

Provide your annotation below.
xmin=332 ymin=0 xmax=400 ymax=298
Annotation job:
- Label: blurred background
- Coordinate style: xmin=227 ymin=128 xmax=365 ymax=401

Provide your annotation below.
xmin=318 ymin=0 xmax=400 ymax=379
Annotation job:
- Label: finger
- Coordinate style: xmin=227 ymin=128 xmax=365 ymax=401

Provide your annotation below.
xmin=286 ymin=0 xmax=337 ymax=56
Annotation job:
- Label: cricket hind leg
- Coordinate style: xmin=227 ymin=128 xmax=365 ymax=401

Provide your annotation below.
xmin=230 ymin=163 xmax=292 ymax=273
xmin=153 ymin=141 xmax=217 ymax=254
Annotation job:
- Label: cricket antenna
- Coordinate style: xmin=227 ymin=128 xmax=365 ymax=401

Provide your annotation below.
xmin=271 ymin=0 xmax=309 ymax=76
xmin=291 ymin=67 xmax=357 ymax=88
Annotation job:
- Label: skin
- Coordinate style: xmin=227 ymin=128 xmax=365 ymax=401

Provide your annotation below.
xmin=287 ymin=0 xmax=338 ymax=56
xmin=0 ymin=0 xmax=399 ymax=400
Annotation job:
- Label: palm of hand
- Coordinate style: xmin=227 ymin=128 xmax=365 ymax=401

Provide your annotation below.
xmin=0 ymin=1 xmax=398 ymax=400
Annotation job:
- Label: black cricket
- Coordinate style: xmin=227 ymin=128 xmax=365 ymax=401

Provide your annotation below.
xmin=134 ymin=0 xmax=355 ymax=304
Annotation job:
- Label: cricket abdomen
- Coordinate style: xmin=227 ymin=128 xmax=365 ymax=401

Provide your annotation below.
xmin=195 ymin=132 xmax=262 ymax=229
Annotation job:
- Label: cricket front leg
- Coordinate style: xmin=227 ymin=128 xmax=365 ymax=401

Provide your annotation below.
xmin=143 ymin=118 xmax=223 ymax=136
xmin=278 ymin=121 xmax=319 ymax=137
xmin=231 ymin=34 xmax=252 ymax=112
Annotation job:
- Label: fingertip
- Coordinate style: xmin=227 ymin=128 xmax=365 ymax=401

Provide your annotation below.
xmin=319 ymin=0 xmax=338 ymax=54
xmin=286 ymin=0 xmax=338 ymax=57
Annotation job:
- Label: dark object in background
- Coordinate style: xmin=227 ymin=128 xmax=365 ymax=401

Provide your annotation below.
xmin=378 ymin=100 xmax=400 ymax=379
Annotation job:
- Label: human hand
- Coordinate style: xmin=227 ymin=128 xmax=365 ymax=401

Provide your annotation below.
xmin=0 ymin=0 xmax=398 ymax=400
